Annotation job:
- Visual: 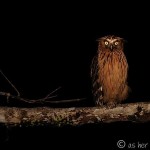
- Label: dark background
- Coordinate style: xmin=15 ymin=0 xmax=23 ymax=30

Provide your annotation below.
xmin=0 ymin=2 xmax=150 ymax=149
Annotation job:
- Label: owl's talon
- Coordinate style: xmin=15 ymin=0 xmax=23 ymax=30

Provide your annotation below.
xmin=107 ymin=102 xmax=117 ymax=108
xmin=95 ymin=100 xmax=104 ymax=107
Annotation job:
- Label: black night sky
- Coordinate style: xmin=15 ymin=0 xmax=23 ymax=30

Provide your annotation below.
xmin=0 ymin=2 xmax=150 ymax=148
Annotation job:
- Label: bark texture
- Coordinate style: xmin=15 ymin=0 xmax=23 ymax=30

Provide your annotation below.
xmin=0 ymin=102 xmax=150 ymax=127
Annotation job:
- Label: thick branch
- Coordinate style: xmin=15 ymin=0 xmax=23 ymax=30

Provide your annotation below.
xmin=0 ymin=102 xmax=150 ymax=127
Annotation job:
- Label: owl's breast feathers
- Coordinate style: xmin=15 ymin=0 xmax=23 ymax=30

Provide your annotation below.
xmin=91 ymin=50 xmax=129 ymax=105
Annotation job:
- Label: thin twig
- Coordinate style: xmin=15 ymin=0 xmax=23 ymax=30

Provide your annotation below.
xmin=0 ymin=70 xmax=20 ymax=97
xmin=0 ymin=92 xmax=56 ymax=103
xmin=0 ymin=70 xmax=85 ymax=104
xmin=44 ymin=98 xmax=86 ymax=103
xmin=45 ymin=86 xmax=61 ymax=98
xmin=0 ymin=92 xmax=86 ymax=104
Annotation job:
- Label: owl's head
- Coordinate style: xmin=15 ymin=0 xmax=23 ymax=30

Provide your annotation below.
xmin=97 ymin=35 xmax=125 ymax=51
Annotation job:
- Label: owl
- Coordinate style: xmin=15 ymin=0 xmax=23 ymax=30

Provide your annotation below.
xmin=91 ymin=35 xmax=129 ymax=106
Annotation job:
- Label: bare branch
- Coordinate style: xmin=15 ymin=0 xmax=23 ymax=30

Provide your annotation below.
xmin=45 ymin=86 xmax=61 ymax=98
xmin=43 ymin=98 xmax=86 ymax=103
xmin=0 ymin=69 xmax=20 ymax=96
xmin=0 ymin=102 xmax=149 ymax=126
xmin=0 ymin=91 xmax=85 ymax=104
xmin=0 ymin=91 xmax=55 ymax=103
xmin=0 ymin=70 xmax=84 ymax=104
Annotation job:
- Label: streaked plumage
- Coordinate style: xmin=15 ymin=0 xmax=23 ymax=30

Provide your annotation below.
xmin=91 ymin=35 xmax=129 ymax=106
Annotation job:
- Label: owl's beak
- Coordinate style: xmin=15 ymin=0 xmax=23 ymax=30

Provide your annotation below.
xmin=110 ymin=45 xmax=113 ymax=50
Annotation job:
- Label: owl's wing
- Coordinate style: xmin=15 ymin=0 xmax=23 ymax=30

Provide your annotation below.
xmin=91 ymin=55 xmax=103 ymax=105
xmin=91 ymin=55 xmax=98 ymax=84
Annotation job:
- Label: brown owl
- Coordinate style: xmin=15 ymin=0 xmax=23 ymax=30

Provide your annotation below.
xmin=91 ymin=35 xmax=129 ymax=106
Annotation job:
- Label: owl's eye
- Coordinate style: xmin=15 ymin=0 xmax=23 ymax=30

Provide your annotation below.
xmin=104 ymin=41 xmax=109 ymax=45
xmin=114 ymin=42 xmax=118 ymax=45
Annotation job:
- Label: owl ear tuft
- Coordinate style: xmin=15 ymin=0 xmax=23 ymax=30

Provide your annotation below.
xmin=122 ymin=38 xmax=127 ymax=43
xmin=116 ymin=37 xmax=127 ymax=43
xmin=96 ymin=37 xmax=105 ymax=42
xmin=96 ymin=38 xmax=101 ymax=42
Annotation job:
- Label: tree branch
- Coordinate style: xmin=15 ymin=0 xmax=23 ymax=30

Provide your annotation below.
xmin=0 ymin=102 xmax=149 ymax=127
xmin=0 ymin=69 xmax=85 ymax=104
xmin=0 ymin=91 xmax=85 ymax=104
xmin=0 ymin=69 xmax=20 ymax=96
